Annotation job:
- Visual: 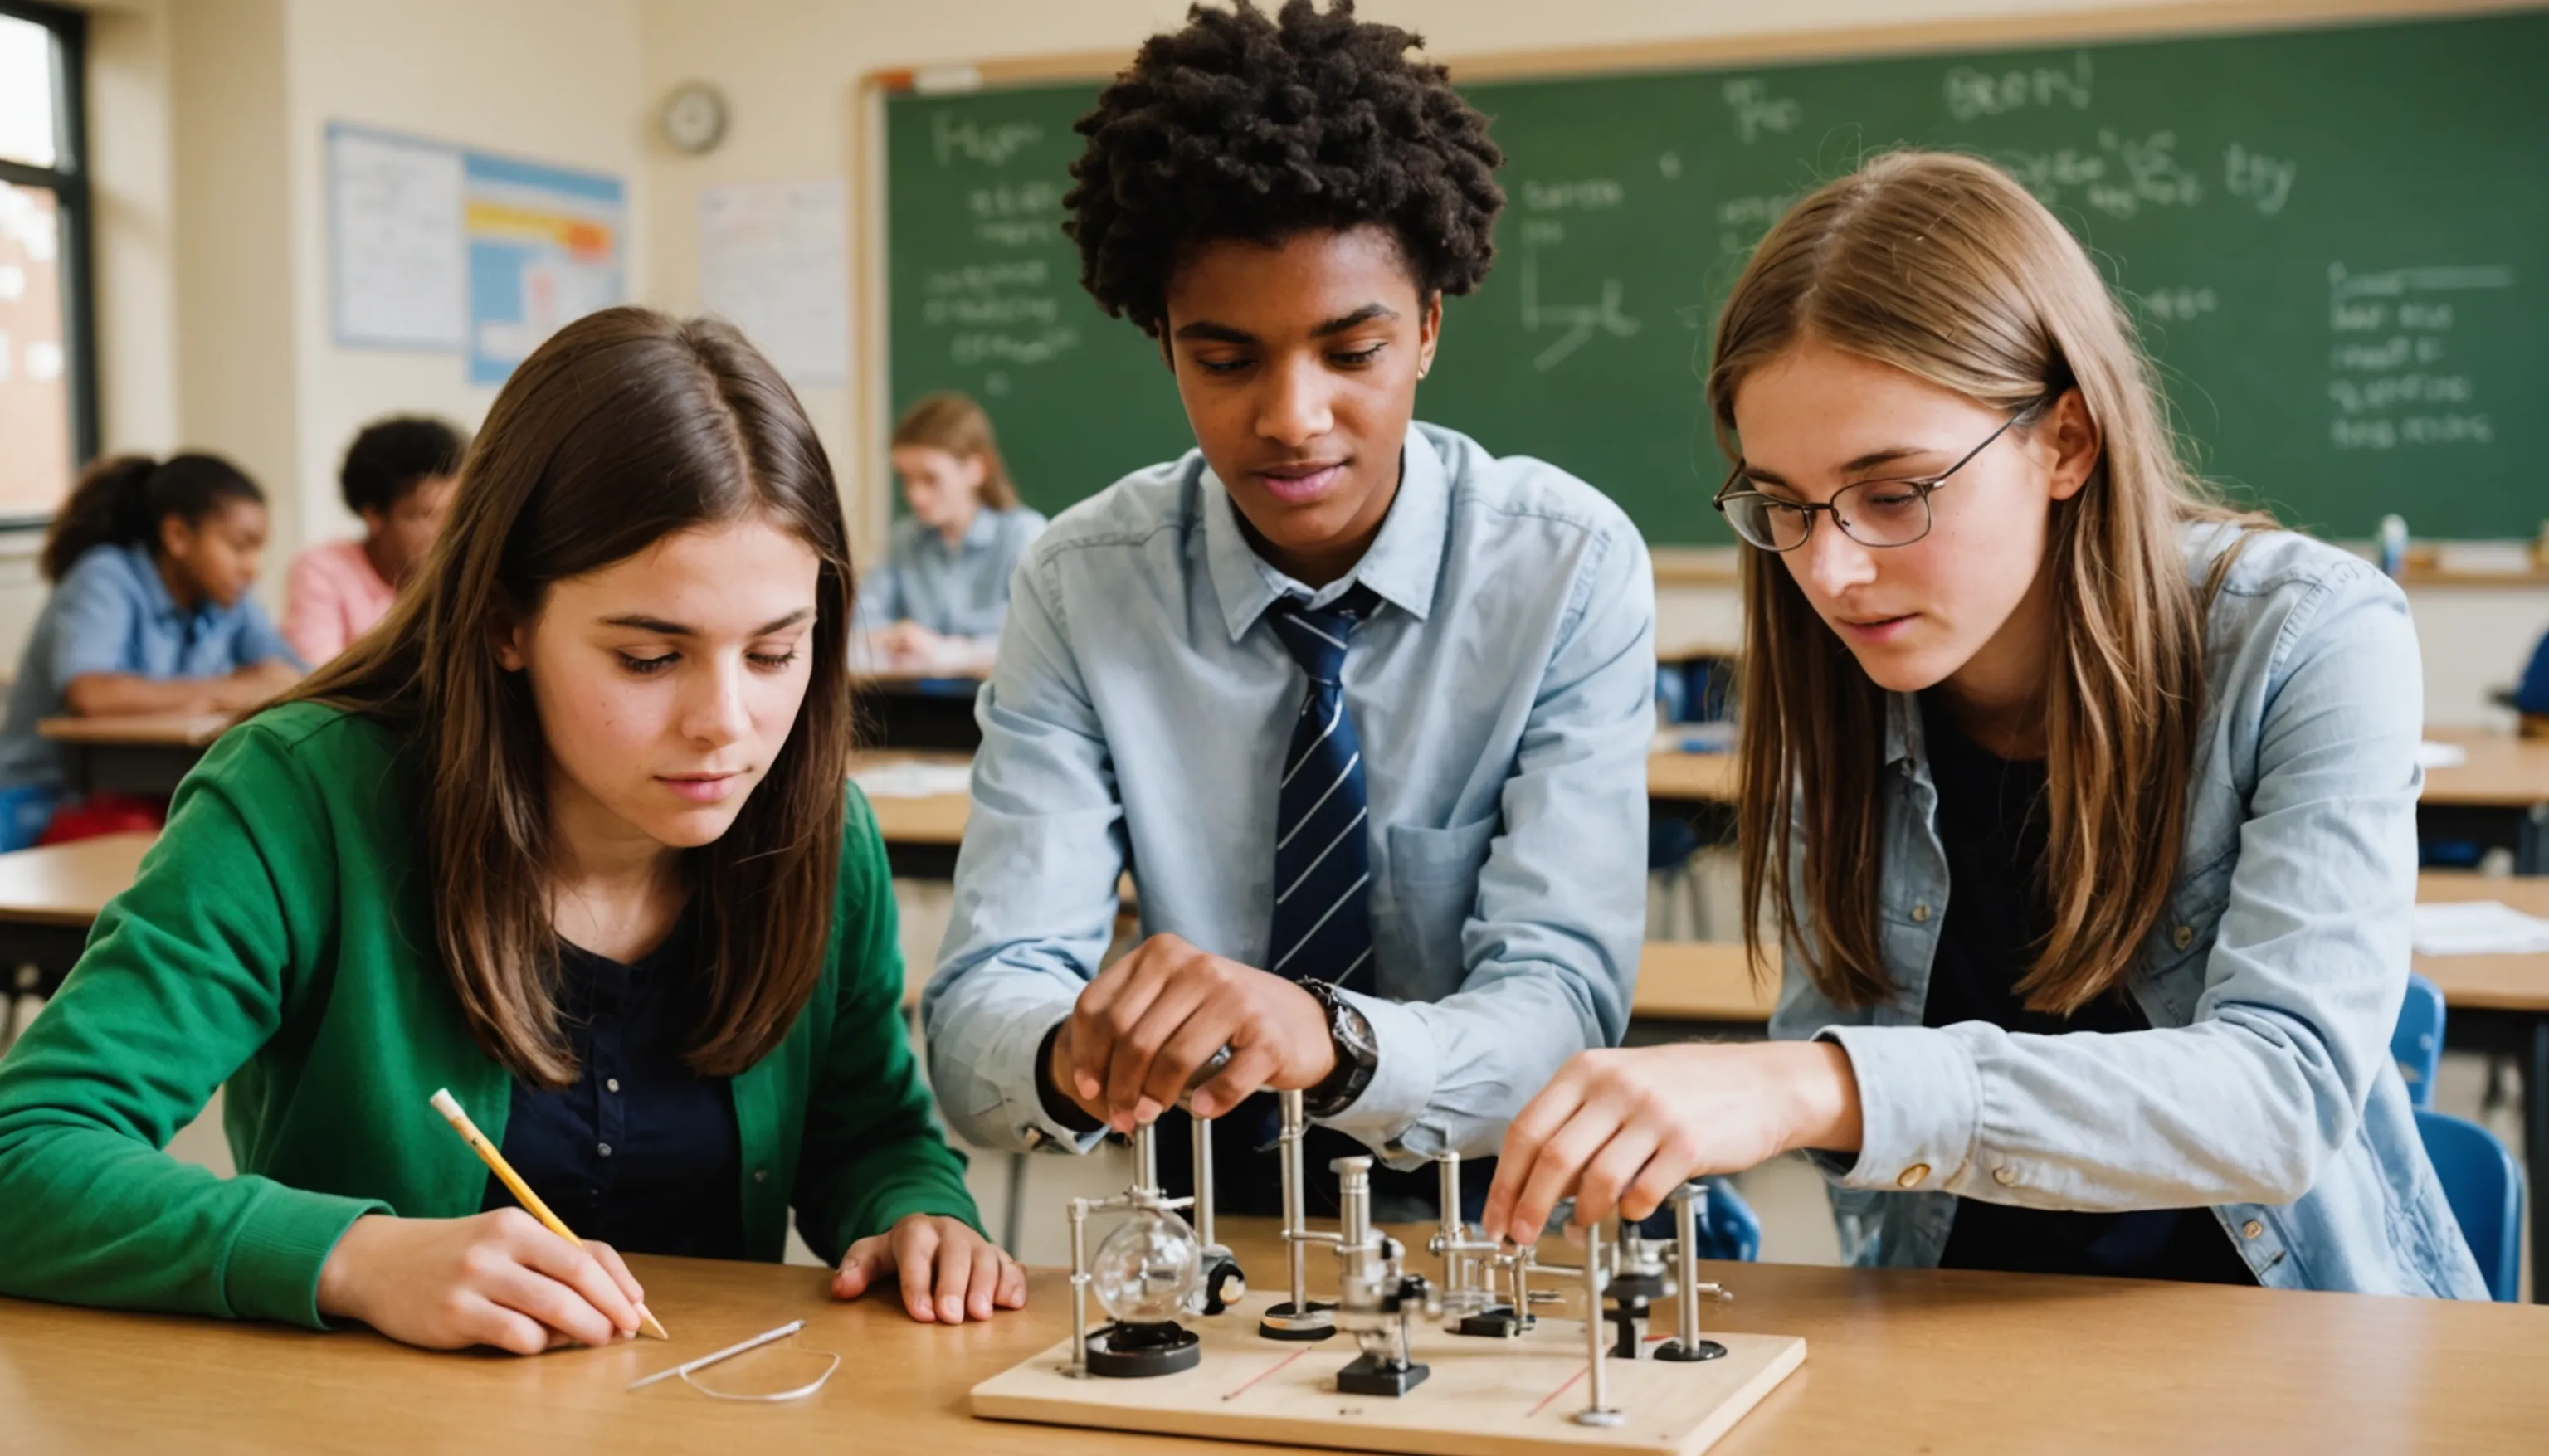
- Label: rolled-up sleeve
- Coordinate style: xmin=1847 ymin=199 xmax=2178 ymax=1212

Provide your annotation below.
xmin=1813 ymin=566 xmax=2420 ymax=1210
xmin=921 ymin=550 xmax=1128 ymax=1154
xmin=1328 ymin=522 xmax=1654 ymax=1162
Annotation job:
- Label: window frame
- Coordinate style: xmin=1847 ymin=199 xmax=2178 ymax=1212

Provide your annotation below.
xmin=0 ymin=0 xmax=97 ymax=531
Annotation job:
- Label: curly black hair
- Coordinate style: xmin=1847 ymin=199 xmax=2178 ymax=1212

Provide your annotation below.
xmin=1063 ymin=0 xmax=1505 ymax=338
xmin=339 ymin=415 xmax=468 ymax=516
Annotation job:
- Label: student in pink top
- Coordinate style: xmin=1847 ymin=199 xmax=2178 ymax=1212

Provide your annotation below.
xmin=283 ymin=416 xmax=466 ymax=663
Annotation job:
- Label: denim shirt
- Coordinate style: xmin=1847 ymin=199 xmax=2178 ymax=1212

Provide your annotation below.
xmin=923 ymin=423 xmax=1654 ymax=1164
xmin=1773 ymin=523 xmax=2488 ymax=1298
xmin=854 ymin=505 xmax=1048 ymax=641
xmin=0 ymin=543 xmax=300 ymax=796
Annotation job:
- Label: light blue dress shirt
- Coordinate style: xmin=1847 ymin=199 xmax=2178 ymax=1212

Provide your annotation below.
xmin=1777 ymin=525 xmax=2487 ymax=1297
xmin=923 ymin=423 xmax=1655 ymax=1164
xmin=855 ymin=505 xmax=1048 ymax=641
xmin=0 ymin=543 xmax=300 ymax=796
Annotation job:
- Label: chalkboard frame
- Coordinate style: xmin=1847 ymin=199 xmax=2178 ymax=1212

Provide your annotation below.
xmin=845 ymin=0 xmax=2537 ymax=580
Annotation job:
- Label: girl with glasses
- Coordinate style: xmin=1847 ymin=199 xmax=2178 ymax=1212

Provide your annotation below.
xmin=1485 ymin=150 xmax=2483 ymax=1297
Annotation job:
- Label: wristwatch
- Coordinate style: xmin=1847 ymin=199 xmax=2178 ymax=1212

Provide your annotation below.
xmin=1299 ymin=978 xmax=1378 ymax=1118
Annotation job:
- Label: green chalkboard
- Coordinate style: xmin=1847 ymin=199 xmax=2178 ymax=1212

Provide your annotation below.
xmin=885 ymin=8 xmax=2549 ymax=544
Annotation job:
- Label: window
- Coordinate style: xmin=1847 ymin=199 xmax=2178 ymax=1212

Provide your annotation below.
xmin=0 ymin=1 xmax=93 ymax=528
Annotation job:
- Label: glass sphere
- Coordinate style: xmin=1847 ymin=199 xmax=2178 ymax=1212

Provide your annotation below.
xmin=1089 ymin=1206 xmax=1203 ymax=1323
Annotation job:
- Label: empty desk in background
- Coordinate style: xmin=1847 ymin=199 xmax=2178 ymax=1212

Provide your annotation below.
xmin=851 ymin=751 xmax=971 ymax=879
xmin=0 ymin=831 xmax=157 ymax=1046
xmin=2419 ymin=727 xmax=2549 ymax=874
xmin=2416 ymin=871 xmax=2549 ymax=1303
xmin=36 ymin=713 xmax=234 ymax=797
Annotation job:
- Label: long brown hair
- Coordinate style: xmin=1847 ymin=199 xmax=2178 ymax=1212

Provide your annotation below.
xmin=290 ymin=308 xmax=858 ymax=1086
xmin=1715 ymin=151 xmax=2255 ymax=1015
xmin=890 ymin=392 xmax=1021 ymax=509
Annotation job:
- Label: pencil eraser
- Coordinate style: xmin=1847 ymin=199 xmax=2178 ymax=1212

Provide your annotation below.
xmin=430 ymin=1088 xmax=464 ymax=1122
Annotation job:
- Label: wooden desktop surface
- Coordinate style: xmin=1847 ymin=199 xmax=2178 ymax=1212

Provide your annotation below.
xmin=0 ymin=832 xmax=155 ymax=927
xmin=2414 ymin=872 xmax=2549 ymax=1013
xmin=34 ymin=711 xmax=233 ymax=747
xmin=2 ymin=1218 xmax=2542 ymax=1455
xmin=2420 ymin=726 xmax=2549 ymax=808
xmin=850 ymin=752 xmax=972 ymax=847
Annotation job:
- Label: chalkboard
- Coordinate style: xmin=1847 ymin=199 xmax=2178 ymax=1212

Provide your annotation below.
xmin=883 ymin=7 xmax=2549 ymax=544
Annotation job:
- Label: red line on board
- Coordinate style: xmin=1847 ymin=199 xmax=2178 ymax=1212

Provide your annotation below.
xmin=1221 ymin=1347 xmax=1313 ymax=1402
xmin=1527 ymin=1364 xmax=1590 ymax=1418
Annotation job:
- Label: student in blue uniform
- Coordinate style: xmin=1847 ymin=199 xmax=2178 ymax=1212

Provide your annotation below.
xmin=0 ymin=453 xmax=300 ymax=847
xmin=855 ymin=392 xmax=1046 ymax=669
xmin=1482 ymin=151 xmax=2484 ymax=1298
xmin=924 ymin=0 xmax=1654 ymax=1220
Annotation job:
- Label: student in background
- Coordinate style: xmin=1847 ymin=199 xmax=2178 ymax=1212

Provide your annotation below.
xmin=2514 ymin=626 xmax=2548 ymax=733
xmin=284 ymin=416 xmax=465 ymax=665
xmin=1483 ymin=151 xmax=2484 ymax=1298
xmin=924 ymin=0 xmax=1653 ymax=1222
xmin=0 ymin=308 xmax=1021 ymax=1352
xmin=0 ymin=453 xmax=300 ymax=849
xmin=855 ymin=392 xmax=1045 ymax=670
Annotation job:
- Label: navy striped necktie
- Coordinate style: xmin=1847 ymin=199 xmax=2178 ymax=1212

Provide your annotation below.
xmin=1266 ymin=587 xmax=1380 ymax=988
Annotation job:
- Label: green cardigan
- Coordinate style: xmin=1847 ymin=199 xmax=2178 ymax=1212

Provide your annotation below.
xmin=0 ymin=702 xmax=977 ymax=1329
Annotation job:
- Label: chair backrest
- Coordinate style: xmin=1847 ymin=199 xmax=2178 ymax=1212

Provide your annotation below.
xmin=2415 ymin=1108 xmax=2524 ymax=1302
xmin=2390 ymin=973 xmax=2446 ymax=1108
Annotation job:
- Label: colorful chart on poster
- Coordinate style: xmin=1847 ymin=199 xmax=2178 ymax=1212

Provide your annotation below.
xmin=464 ymin=151 xmax=625 ymax=385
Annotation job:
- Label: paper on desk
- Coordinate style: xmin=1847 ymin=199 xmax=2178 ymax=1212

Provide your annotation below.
xmin=2415 ymin=740 xmax=2469 ymax=770
xmin=2412 ymin=900 xmax=2549 ymax=957
xmin=850 ymin=762 xmax=974 ymax=799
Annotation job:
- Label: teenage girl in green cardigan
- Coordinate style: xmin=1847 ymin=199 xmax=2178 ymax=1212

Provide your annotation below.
xmin=0 ymin=308 xmax=1024 ymax=1352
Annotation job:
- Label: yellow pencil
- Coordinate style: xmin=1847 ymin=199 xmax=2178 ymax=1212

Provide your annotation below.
xmin=429 ymin=1088 xmax=671 ymax=1341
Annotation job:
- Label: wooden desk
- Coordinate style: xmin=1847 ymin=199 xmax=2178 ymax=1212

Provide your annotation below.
xmin=1648 ymin=750 xmax=1738 ymax=804
xmin=4 ymin=1218 xmax=2544 ymax=1454
xmin=850 ymin=751 xmax=971 ymax=879
xmin=37 ymin=712 xmax=234 ymax=797
xmin=1632 ymin=940 xmax=1776 ymax=1027
xmin=0 ymin=832 xmax=156 ymax=1045
xmin=2415 ymin=871 xmax=2549 ymax=1303
xmin=2420 ymin=727 xmax=2549 ymax=874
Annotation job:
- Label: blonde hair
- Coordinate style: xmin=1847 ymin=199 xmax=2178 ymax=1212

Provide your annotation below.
xmin=1713 ymin=150 xmax=2258 ymax=1015
xmin=890 ymin=392 xmax=1020 ymax=510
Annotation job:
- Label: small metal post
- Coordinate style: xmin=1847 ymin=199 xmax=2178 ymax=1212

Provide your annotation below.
xmin=1066 ymin=1198 xmax=1092 ymax=1378
xmin=1436 ymin=1150 xmax=1464 ymax=1290
xmin=1192 ymin=1113 xmax=1216 ymax=1250
xmin=1572 ymin=1223 xmax=1623 ymax=1427
xmin=1281 ymin=1090 xmax=1309 ymax=1310
xmin=1674 ymin=1184 xmax=1701 ymax=1351
xmin=1135 ymin=1120 xmax=1158 ymax=1197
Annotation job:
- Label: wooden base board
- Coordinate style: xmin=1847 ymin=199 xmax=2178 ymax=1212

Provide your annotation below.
xmin=970 ymin=1290 xmax=1805 ymax=1456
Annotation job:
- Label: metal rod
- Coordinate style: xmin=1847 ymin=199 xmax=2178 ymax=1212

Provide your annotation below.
xmin=626 ymin=1319 xmax=805 ymax=1391
xmin=1573 ymin=1223 xmax=1621 ymax=1426
xmin=1192 ymin=1113 xmax=1215 ymax=1249
xmin=1437 ymin=1151 xmax=1464 ymax=1291
xmin=1280 ymin=1089 xmax=1309 ymax=1312
xmin=1067 ymin=1198 xmax=1091 ymax=1377
xmin=1135 ymin=1120 xmax=1158 ymax=1197
xmin=1674 ymin=1183 xmax=1703 ymax=1351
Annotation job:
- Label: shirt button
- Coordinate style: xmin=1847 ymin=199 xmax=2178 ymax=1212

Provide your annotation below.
xmin=1897 ymin=1164 xmax=1929 ymax=1188
xmin=2242 ymin=1219 xmax=2264 ymax=1239
xmin=2173 ymin=924 xmax=2196 ymax=950
xmin=606 ymin=1078 xmax=621 ymax=1093
xmin=1992 ymin=1166 xmax=2017 ymax=1186
xmin=1911 ymin=903 xmax=1932 ymax=923
xmin=597 ymin=1142 xmax=613 ymax=1158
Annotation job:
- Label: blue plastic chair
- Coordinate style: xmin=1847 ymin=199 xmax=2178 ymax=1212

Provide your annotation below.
xmin=2415 ymin=1108 xmax=2524 ymax=1302
xmin=2391 ymin=973 xmax=2446 ymax=1108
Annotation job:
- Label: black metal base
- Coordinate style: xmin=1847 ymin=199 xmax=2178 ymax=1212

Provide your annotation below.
xmin=1199 ymin=1253 xmax=1247 ymax=1316
xmin=1337 ymin=1355 xmax=1430 ymax=1397
xmin=1084 ymin=1322 xmax=1201 ymax=1377
xmin=1452 ymin=1305 xmax=1532 ymax=1337
xmin=1655 ymin=1337 xmax=1728 ymax=1363
xmin=1257 ymin=1301 xmax=1337 ymax=1340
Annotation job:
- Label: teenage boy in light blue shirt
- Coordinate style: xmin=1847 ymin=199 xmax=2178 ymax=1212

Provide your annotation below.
xmin=923 ymin=0 xmax=1654 ymax=1219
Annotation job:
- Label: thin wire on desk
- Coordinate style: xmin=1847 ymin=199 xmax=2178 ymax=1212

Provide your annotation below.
xmin=627 ymin=1318 xmax=840 ymax=1400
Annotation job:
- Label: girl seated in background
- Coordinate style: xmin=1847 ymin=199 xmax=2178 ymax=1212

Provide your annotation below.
xmin=854 ymin=392 xmax=1045 ymax=671
xmin=1485 ymin=150 xmax=2484 ymax=1298
xmin=0 ymin=453 xmax=300 ymax=849
xmin=283 ymin=415 xmax=465 ymax=664
xmin=0 ymin=307 xmax=1021 ymax=1352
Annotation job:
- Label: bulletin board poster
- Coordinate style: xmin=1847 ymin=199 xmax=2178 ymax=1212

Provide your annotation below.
xmin=463 ymin=151 xmax=626 ymax=385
